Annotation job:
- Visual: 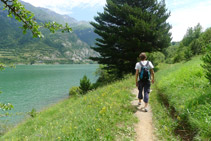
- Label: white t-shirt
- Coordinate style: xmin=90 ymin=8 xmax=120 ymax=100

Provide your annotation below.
xmin=135 ymin=60 xmax=154 ymax=72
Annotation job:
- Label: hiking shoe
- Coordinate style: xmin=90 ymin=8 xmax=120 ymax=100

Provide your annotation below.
xmin=144 ymin=108 xmax=148 ymax=112
xmin=138 ymin=102 xmax=141 ymax=105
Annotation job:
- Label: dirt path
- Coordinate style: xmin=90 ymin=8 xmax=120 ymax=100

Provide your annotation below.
xmin=131 ymin=88 xmax=157 ymax=141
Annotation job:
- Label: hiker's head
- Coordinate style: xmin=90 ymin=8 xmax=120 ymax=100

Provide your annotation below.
xmin=139 ymin=52 xmax=147 ymax=61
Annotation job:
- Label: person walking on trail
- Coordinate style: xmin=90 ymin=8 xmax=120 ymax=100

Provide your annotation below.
xmin=135 ymin=52 xmax=154 ymax=112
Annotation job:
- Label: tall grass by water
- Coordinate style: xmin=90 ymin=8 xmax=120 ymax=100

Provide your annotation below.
xmin=2 ymin=76 xmax=137 ymax=140
xmin=150 ymin=56 xmax=211 ymax=140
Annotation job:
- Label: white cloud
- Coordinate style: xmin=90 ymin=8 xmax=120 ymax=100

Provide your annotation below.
xmin=166 ymin=0 xmax=193 ymax=7
xmin=166 ymin=0 xmax=211 ymax=41
xmin=22 ymin=0 xmax=106 ymax=8
xmin=22 ymin=0 xmax=106 ymax=15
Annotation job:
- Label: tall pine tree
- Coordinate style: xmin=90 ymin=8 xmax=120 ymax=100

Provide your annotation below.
xmin=90 ymin=0 xmax=171 ymax=78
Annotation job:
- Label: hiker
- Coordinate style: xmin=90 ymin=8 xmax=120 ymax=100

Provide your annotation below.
xmin=135 ymin=52 xmax=154 ymax=112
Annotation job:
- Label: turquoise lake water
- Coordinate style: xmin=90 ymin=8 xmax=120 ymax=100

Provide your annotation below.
xmin=0 ymin=64 xmax=98 ymax=124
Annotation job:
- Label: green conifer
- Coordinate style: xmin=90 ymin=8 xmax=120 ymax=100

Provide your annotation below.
xmin=91 ymin=0 xmax=171 ymax=77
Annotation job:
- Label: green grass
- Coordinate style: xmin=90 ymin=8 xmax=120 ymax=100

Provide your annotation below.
xmin=150 ymin=56 xmax=211 ymax=140
xmin=2 ymin=76 xmax=137 ymax=141
xmin=2 ymin=56 xmax=210 ymax=140
xmin=150 ymin=88 xmax=181 ymax=140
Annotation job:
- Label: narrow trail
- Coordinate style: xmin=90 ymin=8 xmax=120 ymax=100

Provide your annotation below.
xmin=131 ymin=88 xmax=157 ymax=141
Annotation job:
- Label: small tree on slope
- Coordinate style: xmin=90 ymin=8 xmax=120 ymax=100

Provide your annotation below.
xmin=79 ymin=75 xmax=92 ymax=94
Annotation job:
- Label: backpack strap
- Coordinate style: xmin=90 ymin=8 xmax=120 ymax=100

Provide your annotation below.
xmin=139 ymin=61 xmax=144 ymax=67
xmin=139 ymin=61 xmax=149 ymax=67
xmin=146 ymin=61 xmax=149 ymax=67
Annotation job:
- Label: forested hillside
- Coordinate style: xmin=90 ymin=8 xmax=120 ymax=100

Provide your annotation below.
xmin=0 ymin=1 xmax=98 ymax=64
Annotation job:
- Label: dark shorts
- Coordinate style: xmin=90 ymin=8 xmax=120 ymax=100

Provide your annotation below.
xmin=138 ymin=80 xmax=151 ymax=103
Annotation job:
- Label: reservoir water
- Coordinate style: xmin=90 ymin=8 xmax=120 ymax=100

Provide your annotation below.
xmin=0 ymin=64 xmax=98 ymax=124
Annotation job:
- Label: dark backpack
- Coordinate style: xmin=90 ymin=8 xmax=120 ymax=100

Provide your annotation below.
xmin=139 ymin=61 xmax=150 ymax=81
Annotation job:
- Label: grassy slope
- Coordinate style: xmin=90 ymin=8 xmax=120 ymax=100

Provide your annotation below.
xmin=2 ymin=76 xmax=137 ymax=140
xmin=150 ymin=56 xmax=211 ymax=140
xmin=2 ymin=56 xmax=210 ymax=140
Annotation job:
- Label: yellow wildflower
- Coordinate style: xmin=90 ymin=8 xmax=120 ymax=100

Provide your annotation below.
xmin=96 ymin=128 xmax=101 ymax=132
xmin=177 ymin=116 xmax=181 ymax=121
xmin=180 ymin=105 xmax=184 ymax=109
xmin=164 ymin=126 xmax=168 ymax=131
xmin=99 ymin=106 xmax=106 ymax=114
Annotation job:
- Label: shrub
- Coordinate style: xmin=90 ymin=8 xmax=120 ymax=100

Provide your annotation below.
xmin=0 ymin=63 xmax=6 ymax=71
xmin=173 ymin=50 xmax=185 ymax=63
xmin=164 ymin=45 xmax=179 ymax=63
xmin=28 ymin=108 xmax=37 ymax=118
xmin=163 ymin=44 xmax=181 ymax=64
xmin=94 ymin=65 xmax=117 ymax=87
xmin=190 ymin=39 xmax=203 ymax=55
xmin=69 ymin=86 xmax=82 ymax=96
xmin=184 ymin=46 xmax=193 ymax=61
xmin=79 ymin=75 xmax=92 ymax=94
xmin=202 ymin=44 xmax=211 ymax=83
xmin=200 ymin=27 xmax=211 ymax=54
xmin=147 ymin=52 xmax=165 ymax=66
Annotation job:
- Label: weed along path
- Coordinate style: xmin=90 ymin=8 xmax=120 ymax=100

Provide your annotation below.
xmin=131 ymin=88 xmax=157 ymax=141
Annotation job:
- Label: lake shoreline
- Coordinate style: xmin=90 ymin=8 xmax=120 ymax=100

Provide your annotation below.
xmin=0 ymin=64 xmax=98 ymax=125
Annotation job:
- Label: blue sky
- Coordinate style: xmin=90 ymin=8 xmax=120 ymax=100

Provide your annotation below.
xmin=22 ymin=0 xmax=211 ymax=41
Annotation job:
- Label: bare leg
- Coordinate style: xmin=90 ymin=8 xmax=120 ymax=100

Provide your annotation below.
xmin=144 ymin=103 xmax=148 ymax=109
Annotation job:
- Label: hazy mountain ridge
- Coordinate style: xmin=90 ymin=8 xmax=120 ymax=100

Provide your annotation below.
xmin=34 ymin=4 xmax=98 ymax=46
xmin=0 ymin=1 xmax=98 ymax=64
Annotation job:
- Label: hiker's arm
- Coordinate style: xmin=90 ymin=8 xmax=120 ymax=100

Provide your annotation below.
xmin=150 ymin=69 xmax=154 ymax=84
xmin=135 ymin=69 xmax=139 ymax=87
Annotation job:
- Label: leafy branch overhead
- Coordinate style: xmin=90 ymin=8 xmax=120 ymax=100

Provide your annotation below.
xmin=1 ymin=0 xmax=72 ymax=38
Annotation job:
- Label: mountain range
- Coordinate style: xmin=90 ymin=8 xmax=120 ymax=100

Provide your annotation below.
xmin=0 ymin=1 xmax=99 ymax=64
